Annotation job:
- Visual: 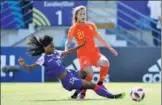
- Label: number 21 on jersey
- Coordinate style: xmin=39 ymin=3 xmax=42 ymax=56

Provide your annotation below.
xmin=77 ymin=30 xmax=84 ymax=39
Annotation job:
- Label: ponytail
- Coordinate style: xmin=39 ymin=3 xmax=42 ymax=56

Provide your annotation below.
xmin=26 ymin=35 xmax=44 ymax=56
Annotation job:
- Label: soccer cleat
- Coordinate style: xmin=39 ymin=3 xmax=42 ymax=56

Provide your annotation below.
xmin=79 ymin=93 xmax=86 ymax=99
xmin=100 ymin=85 xmax=107 ymax=90
xmin=71 ymin=94 xmax=78 ymax=99
xmin=97 ymin=81 xmax=107 ymax=90
xmin=114 ymin=92 xmax=126 ymax=99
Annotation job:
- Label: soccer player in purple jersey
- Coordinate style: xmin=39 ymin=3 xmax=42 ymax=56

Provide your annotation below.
xmin=18 ymin=35 xmax=125 ymax=99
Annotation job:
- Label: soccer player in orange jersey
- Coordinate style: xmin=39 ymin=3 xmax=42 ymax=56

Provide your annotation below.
xmin=65 ymin=5 xmax=118 ymax=99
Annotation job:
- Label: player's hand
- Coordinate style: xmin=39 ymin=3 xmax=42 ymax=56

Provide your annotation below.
xmin=110 ymin=48 xmax=118 ymax=56
xmin=83 ymin=40 xmax=87 ymax=45
xmin=81 ymin=40 xmax=87 ymax=47
xmin=18 ymin=56 xmax=25 ymax=66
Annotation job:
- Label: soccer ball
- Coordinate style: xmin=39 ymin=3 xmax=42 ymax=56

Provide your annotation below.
xmin=130 ymin=87 xmax=145 ymax=102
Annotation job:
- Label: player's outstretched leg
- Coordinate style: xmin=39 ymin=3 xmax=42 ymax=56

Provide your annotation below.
xmin=81 ymin=80 xmax=126 ymax=99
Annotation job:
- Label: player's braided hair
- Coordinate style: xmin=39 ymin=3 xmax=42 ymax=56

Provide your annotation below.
xmin=26 ymin=35 xmax=53 ymax=56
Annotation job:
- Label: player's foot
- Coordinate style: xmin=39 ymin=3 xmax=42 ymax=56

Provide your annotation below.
xmin=97 ymin=81 xmax=103 ymax=85
xmin=114 ymin=92 xmax=126 ymax=99
xmin=100 ymin=84 xmax=107 ymax=90
xmin=70 ymin=94 xmax=78 ymax=99
xmin=97 ymin=81 xmax=107 ymax=90
xmin=79 ymin=93 xmax=86 ymax=99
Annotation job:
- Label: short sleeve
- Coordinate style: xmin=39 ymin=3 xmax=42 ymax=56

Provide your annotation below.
xmin=56 ymin=50 xmax=63 ymax=56
xmin=90 ymin=22 xmax=98 ymax=36
xmin=68 ymin=26 xmax=75 ymax=39
xmin=91 ymin=22 xmax=97 ymax=30
xmin=36 ymin=55 xmax=45 ymax=66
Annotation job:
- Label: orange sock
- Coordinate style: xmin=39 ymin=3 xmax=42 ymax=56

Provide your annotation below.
xmin=99 ymin=66 xmax=110 ymax=82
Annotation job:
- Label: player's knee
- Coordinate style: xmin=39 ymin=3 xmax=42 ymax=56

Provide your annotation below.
xmin=100 ymin=60 xmax=109 ymax=67
xmin=82 ymin=67 xmax=94 ymax=77
xmin=85 ymin=75 xmax=93 ymax=81
xmin=80 ymin=71 xmax=88 ymax=79
xmin=103 ymin=60 xmax=109 ymax=67
xmin=80 ymin=70 xmax=93 ymax=81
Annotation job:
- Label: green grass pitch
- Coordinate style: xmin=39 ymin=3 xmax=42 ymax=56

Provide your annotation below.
xmin=1 ymin=83 xmax=161 ymax=105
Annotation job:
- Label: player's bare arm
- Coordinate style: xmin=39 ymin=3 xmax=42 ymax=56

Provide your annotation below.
xmin=18 ymin=56 xmax=39 ymax=71
xmin=65 ymin=38 xmax=72 ymax=51
xmin=95 ymin=32 xmax=118 ymax=56
xmin=62 ymin=40 xmax=86 ymax=57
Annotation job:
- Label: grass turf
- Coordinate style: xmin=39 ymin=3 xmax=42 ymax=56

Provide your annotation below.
xmin=1 ymin=83 xmax=161 ymax=105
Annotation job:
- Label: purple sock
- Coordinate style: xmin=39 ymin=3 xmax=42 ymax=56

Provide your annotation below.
xmin=94 ymin=85 xmax=114 ymax=98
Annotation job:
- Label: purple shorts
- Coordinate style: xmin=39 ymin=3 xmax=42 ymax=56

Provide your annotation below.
xmin=60 ymin=69 xmax=83 ymax=91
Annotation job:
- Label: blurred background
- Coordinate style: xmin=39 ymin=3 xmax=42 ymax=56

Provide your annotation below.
xmin=1 ymin=0 xmax=161 ymax=83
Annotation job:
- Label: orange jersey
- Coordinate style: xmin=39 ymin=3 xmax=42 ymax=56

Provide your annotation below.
xmin=68 ymin=22 xmax=99 ymax=56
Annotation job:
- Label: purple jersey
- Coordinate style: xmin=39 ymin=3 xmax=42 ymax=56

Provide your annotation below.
xmin=36 ymin=50 xmax=82 ymax=91
xmin=36 ymin=50 xmax=65 ymax=78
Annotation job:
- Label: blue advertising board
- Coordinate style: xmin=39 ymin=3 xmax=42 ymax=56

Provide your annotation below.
xmin=32 ymin=1 xmax=87 ymax=26
xmin=117 ymin=1 xmax=150 ymax=29
xmin=1 ymin=1 xmax=25 ymax=29
xmin=1 ymin=47 xmax=42 ymax=82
